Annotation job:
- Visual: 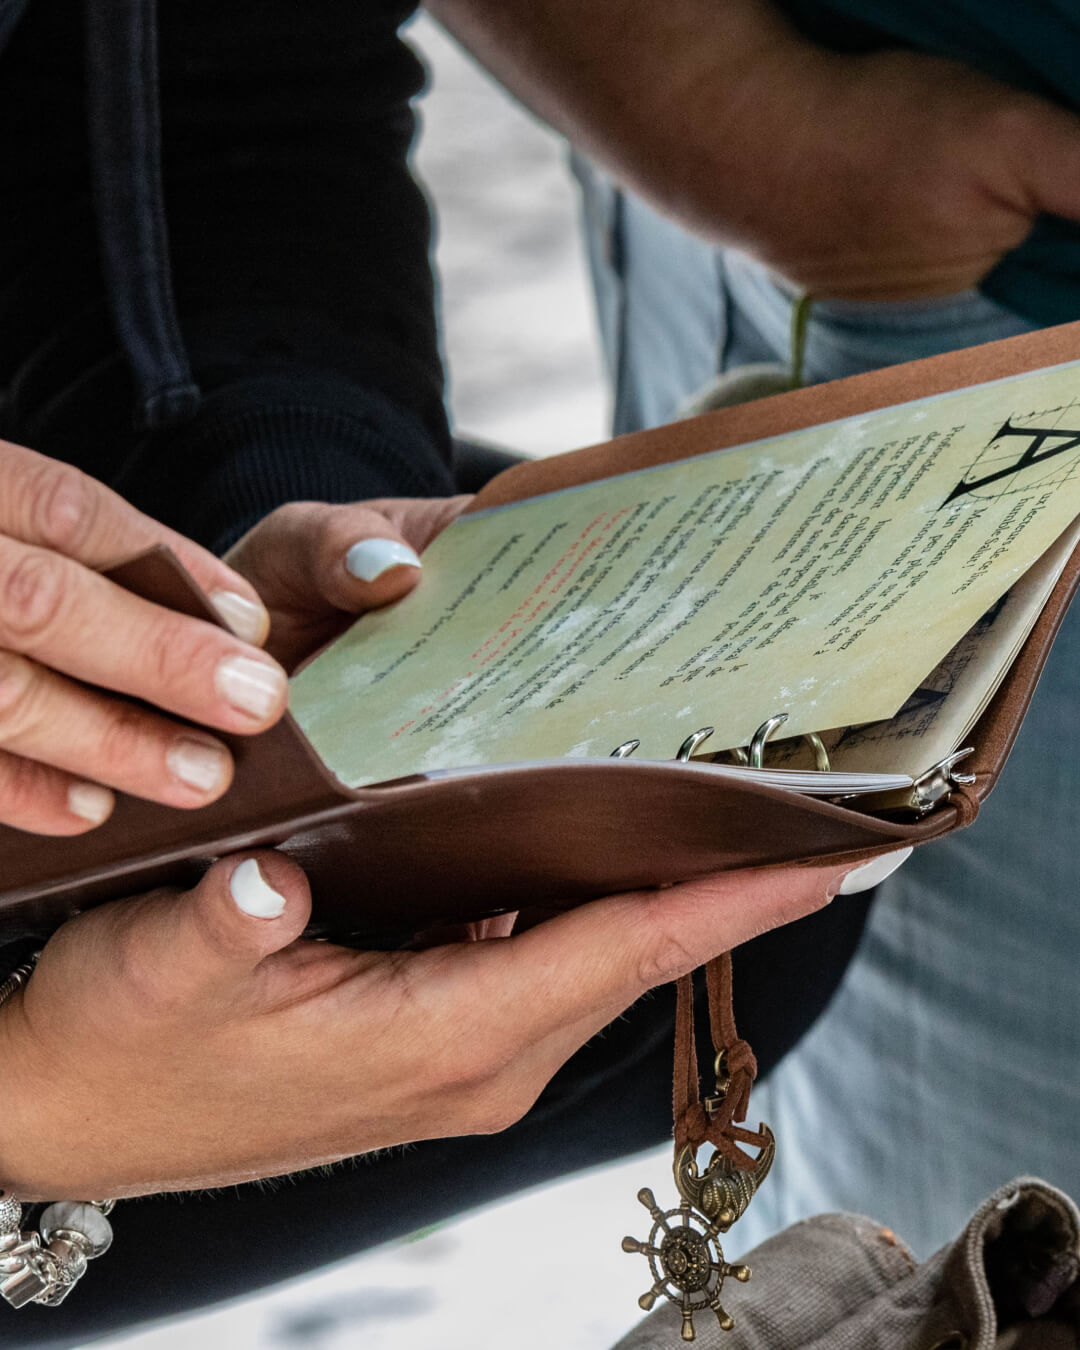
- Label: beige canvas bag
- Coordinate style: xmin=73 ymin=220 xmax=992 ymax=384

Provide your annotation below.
xmin=613 ymin=1178 xmax=1080 ymax=1350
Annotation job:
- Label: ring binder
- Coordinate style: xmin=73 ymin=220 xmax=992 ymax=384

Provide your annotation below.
xmin=747 ymin=714 xmax=832 ymax=774
xmin=677 ymin=728 xmax=715 ymax=761
xmin=610 ymin=740 xmax=641 ymax=759
xmin=611 ymin=715 xmax=835 ymax=775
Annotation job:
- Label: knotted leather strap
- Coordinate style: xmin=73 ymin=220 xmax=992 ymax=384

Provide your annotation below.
xmin=673 ymin=953 xmax=769 ymax=1170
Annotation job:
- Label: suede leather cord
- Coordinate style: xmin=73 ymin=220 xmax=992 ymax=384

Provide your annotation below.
xmin=674 ymin=954 xmax=769 ymax=1170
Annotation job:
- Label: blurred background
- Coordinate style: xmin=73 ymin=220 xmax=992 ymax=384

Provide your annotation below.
xmin=86 ymin=15 xmax=671 ymax=1350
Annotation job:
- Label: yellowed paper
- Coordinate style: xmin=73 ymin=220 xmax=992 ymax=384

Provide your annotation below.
xmin=291 ymin=360 xmax=1080 ymax=788
xmin=759 ymin=517 xmax=1080 ymax=779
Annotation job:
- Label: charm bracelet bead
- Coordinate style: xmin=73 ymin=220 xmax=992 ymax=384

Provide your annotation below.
xmin=0 ymin=953 xmax=117 ymax=1310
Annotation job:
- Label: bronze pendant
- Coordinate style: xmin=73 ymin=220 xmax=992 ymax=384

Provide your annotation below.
xmin=622 ymin=1126 xmax=774 ymax=1340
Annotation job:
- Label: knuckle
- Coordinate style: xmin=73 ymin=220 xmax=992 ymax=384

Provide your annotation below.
xmin=435 ymin=1044 xmax=502 ymax=1098
xmin=468 ymin=1080 xmax=536 ymax=1136
xmin=266 ymin=501 xmax=309 ymax=530
xmin=632 ymin=911 xmax=700 ymax=990
xmin=0 ymin=549 xmax=69 ymax=645
xmin=0 ymin=653 xmax=41 ymax=741
xmin=0 ymin=752 xmax=50 ymax=821
xmin=111 ymin=908 xmax=184 ymax=1018
xmin=143 ymin=613 xmax=221 ymax=693
xmin=28 ymin=462 xmax=98 ymax=555
xmin=95 ymin=700 xmax=153 ymax=777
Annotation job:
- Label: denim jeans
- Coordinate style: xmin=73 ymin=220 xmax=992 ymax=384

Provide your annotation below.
xmin=574 ymin=161 xmax=1080 ymax=1258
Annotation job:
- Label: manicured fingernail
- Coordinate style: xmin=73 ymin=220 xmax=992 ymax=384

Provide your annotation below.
xmin=210 ymin=590 xmax=269 ymax=645
xmin=68 ymin=782 xmax=114 ymax=825
xmin=230 ymin=858 xmax=286 ymax=919
xmin=214 ymin=655 xmax=287 ymax=722
xmin=166 ymin=738 xmax=231 ymax=795
xmin=345 ymin=539 xmax=422 ymax=582
xmin=836 ymin=846 xmax=913 ymax=896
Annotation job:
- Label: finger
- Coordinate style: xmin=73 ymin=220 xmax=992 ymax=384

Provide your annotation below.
xmin=228 ymin=501 xmax=425 ymax=622
xmin=370 ymin=496 xmax=475 ymax=553
xmin=0 ymin=538 xmax=287 ymax=732
xmin=129 ymin=852 xmax=313 ymax=1007
xmin=0 ymin=441 xmax=269 ymax=643
xmin=0 ymin=747 xmax=114 ymax=835
xmin=0 ymin=650 xmax=234 ymax=810
xmin=984 ymin=92 xmax=1080 ymax=225
xmin=227 ymin=495 xmax=473 ymax=614
xmin=498 ymin=860 xmax=867 ymax=1042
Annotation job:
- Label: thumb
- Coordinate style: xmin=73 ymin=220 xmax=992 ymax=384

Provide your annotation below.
xmin=228 ymin=498 xmax=469 ymax=623
xmin=125 ymin=852 xmax=312 ymax=1008
xmin=996 ymin=94 xmax=1080 ymax=225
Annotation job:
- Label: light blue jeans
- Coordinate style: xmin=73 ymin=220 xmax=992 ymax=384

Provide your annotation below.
xmin=575 ymin=161 xmax=1080 ymax=1257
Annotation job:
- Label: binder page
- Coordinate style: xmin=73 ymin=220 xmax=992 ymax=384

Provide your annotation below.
xmin=291 ymin=360 xmax=1080 ymax=787
xmin=757 ymin=516 xmax=1080 ymax=779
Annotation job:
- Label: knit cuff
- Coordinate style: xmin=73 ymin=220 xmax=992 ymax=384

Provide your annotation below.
xmin=113 ymin=373 xmax=456 ymax=553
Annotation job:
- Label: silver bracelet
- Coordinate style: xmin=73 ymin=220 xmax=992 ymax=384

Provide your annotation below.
xmin=0 ymin=953 xmax=117 ymax=1309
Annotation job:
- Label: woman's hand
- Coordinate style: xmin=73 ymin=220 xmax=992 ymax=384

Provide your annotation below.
xmin=225 ymin=496 xmax=472 ymax=670
xmin=0 ymin=849 xmax=857 ymax=1200
xmin=0 ymin=442 xmax=288 ymax=835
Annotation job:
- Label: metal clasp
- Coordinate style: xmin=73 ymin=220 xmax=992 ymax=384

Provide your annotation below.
xmin=703 ymin=1051 xmax=732 ymax=1117
xmin=909 ymin=748 xmax=976 ymax=815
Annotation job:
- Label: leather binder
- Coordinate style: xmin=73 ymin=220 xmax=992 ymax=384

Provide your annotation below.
xmin=3 ymin=319 xmax=1080 ymax=943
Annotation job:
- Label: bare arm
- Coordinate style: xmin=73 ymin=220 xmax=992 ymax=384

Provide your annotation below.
xmin=427 ymin=0 xmax=1080 ymax=299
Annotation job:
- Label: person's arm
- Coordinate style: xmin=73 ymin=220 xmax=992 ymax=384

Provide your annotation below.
xmin=0 ymin=847 xmax=856 ymax=1198
xmin=426 ymin=0 xmax=1080 ymax=300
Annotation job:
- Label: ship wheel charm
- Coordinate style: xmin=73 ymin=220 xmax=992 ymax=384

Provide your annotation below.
xmin=621 ymin=1127 xmax=775 ymax=1340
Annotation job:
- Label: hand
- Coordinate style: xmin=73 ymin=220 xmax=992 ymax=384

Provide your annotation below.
xmin=428 ymin=0 xmax=1080 ymax=299
xmin=716 ymin=46 xmax=1080 ymax=300
xmin=225 ymin=496 xmax=472 ymax=670
xmin=0 ymin=442 xmax=288 ymax=835
xmin=0 ymin=849 xmax=857 ymax=1199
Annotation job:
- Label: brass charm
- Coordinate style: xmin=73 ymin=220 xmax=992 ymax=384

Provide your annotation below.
xmin=622 ymin=1126 xmax=774 ymax=1340
xmin=674 ymin=1125 xmax=775 ymax=1232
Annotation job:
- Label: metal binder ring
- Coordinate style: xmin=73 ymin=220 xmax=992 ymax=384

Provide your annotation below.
xmin=676 ymin=727 xmax=714 ymax=761
xmin=610 ymin=739 xmax=640 ymax=759
xmin=748 ymin=712 xmax=832 ymax=773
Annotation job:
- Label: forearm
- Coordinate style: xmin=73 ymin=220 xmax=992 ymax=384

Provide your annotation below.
xmin=424 ymin=0 xmax=833 ymax=251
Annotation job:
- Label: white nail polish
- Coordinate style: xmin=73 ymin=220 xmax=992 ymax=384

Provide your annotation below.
xmin=345 ymin=539 xmax=422 ymax=582
xmin=210 ymin=591 xmax=269 ymax=645
xmin=837 ymin=846 xmax=914 ymax=896
xmin=214 ymin=656 xmax=287 ymax=722
xmin=166 ymin=738 xmax=230 ymax=794
xmin=230 ymin=858 xmax=286 ymax=919
xmin=68 ymin=782 xmax=114 ymax=826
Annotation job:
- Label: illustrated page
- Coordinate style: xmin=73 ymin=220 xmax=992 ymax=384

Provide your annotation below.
xmin=291 ymin=360 xmax=1080 ymax=787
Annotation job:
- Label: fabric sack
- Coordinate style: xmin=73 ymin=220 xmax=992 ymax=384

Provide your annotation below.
xmin=612 ymin=1177 xmax=1080 ymax=1350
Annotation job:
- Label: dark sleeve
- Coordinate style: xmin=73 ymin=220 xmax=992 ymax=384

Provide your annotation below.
xmin=0 ymin=0 xmax=454 ymax=554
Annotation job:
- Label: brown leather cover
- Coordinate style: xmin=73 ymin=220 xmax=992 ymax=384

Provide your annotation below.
xmin=2 ymin=320 xmax=1079 ymax=940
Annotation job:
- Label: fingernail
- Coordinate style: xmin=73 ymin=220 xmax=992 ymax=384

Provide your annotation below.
xmin=836 ymin=846 xmax=913 ymax=896
xmin=68 ymin=782 xmax=114 ymax=825
xmin=230 ymin=858 xmax=286 ymax=919
xmin=210 ymin=590 xmax=269 ymax=645
xmin=166 ymin=738 xmax=231 ymax=795
xmin=214 ymin=655 xmax=287 ymax=722
xmin=345 ymin=539 xmax=422 ymax=582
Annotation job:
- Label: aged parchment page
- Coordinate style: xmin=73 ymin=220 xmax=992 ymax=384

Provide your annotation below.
xmin=759 ymin=517 xmax=1080 ymax=779
xmin=291 ymin=360 xmax=1080 ymax=787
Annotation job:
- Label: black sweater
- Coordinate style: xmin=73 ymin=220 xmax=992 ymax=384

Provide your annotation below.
xmin=0 ymin=0 xmax=455 ymax=554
